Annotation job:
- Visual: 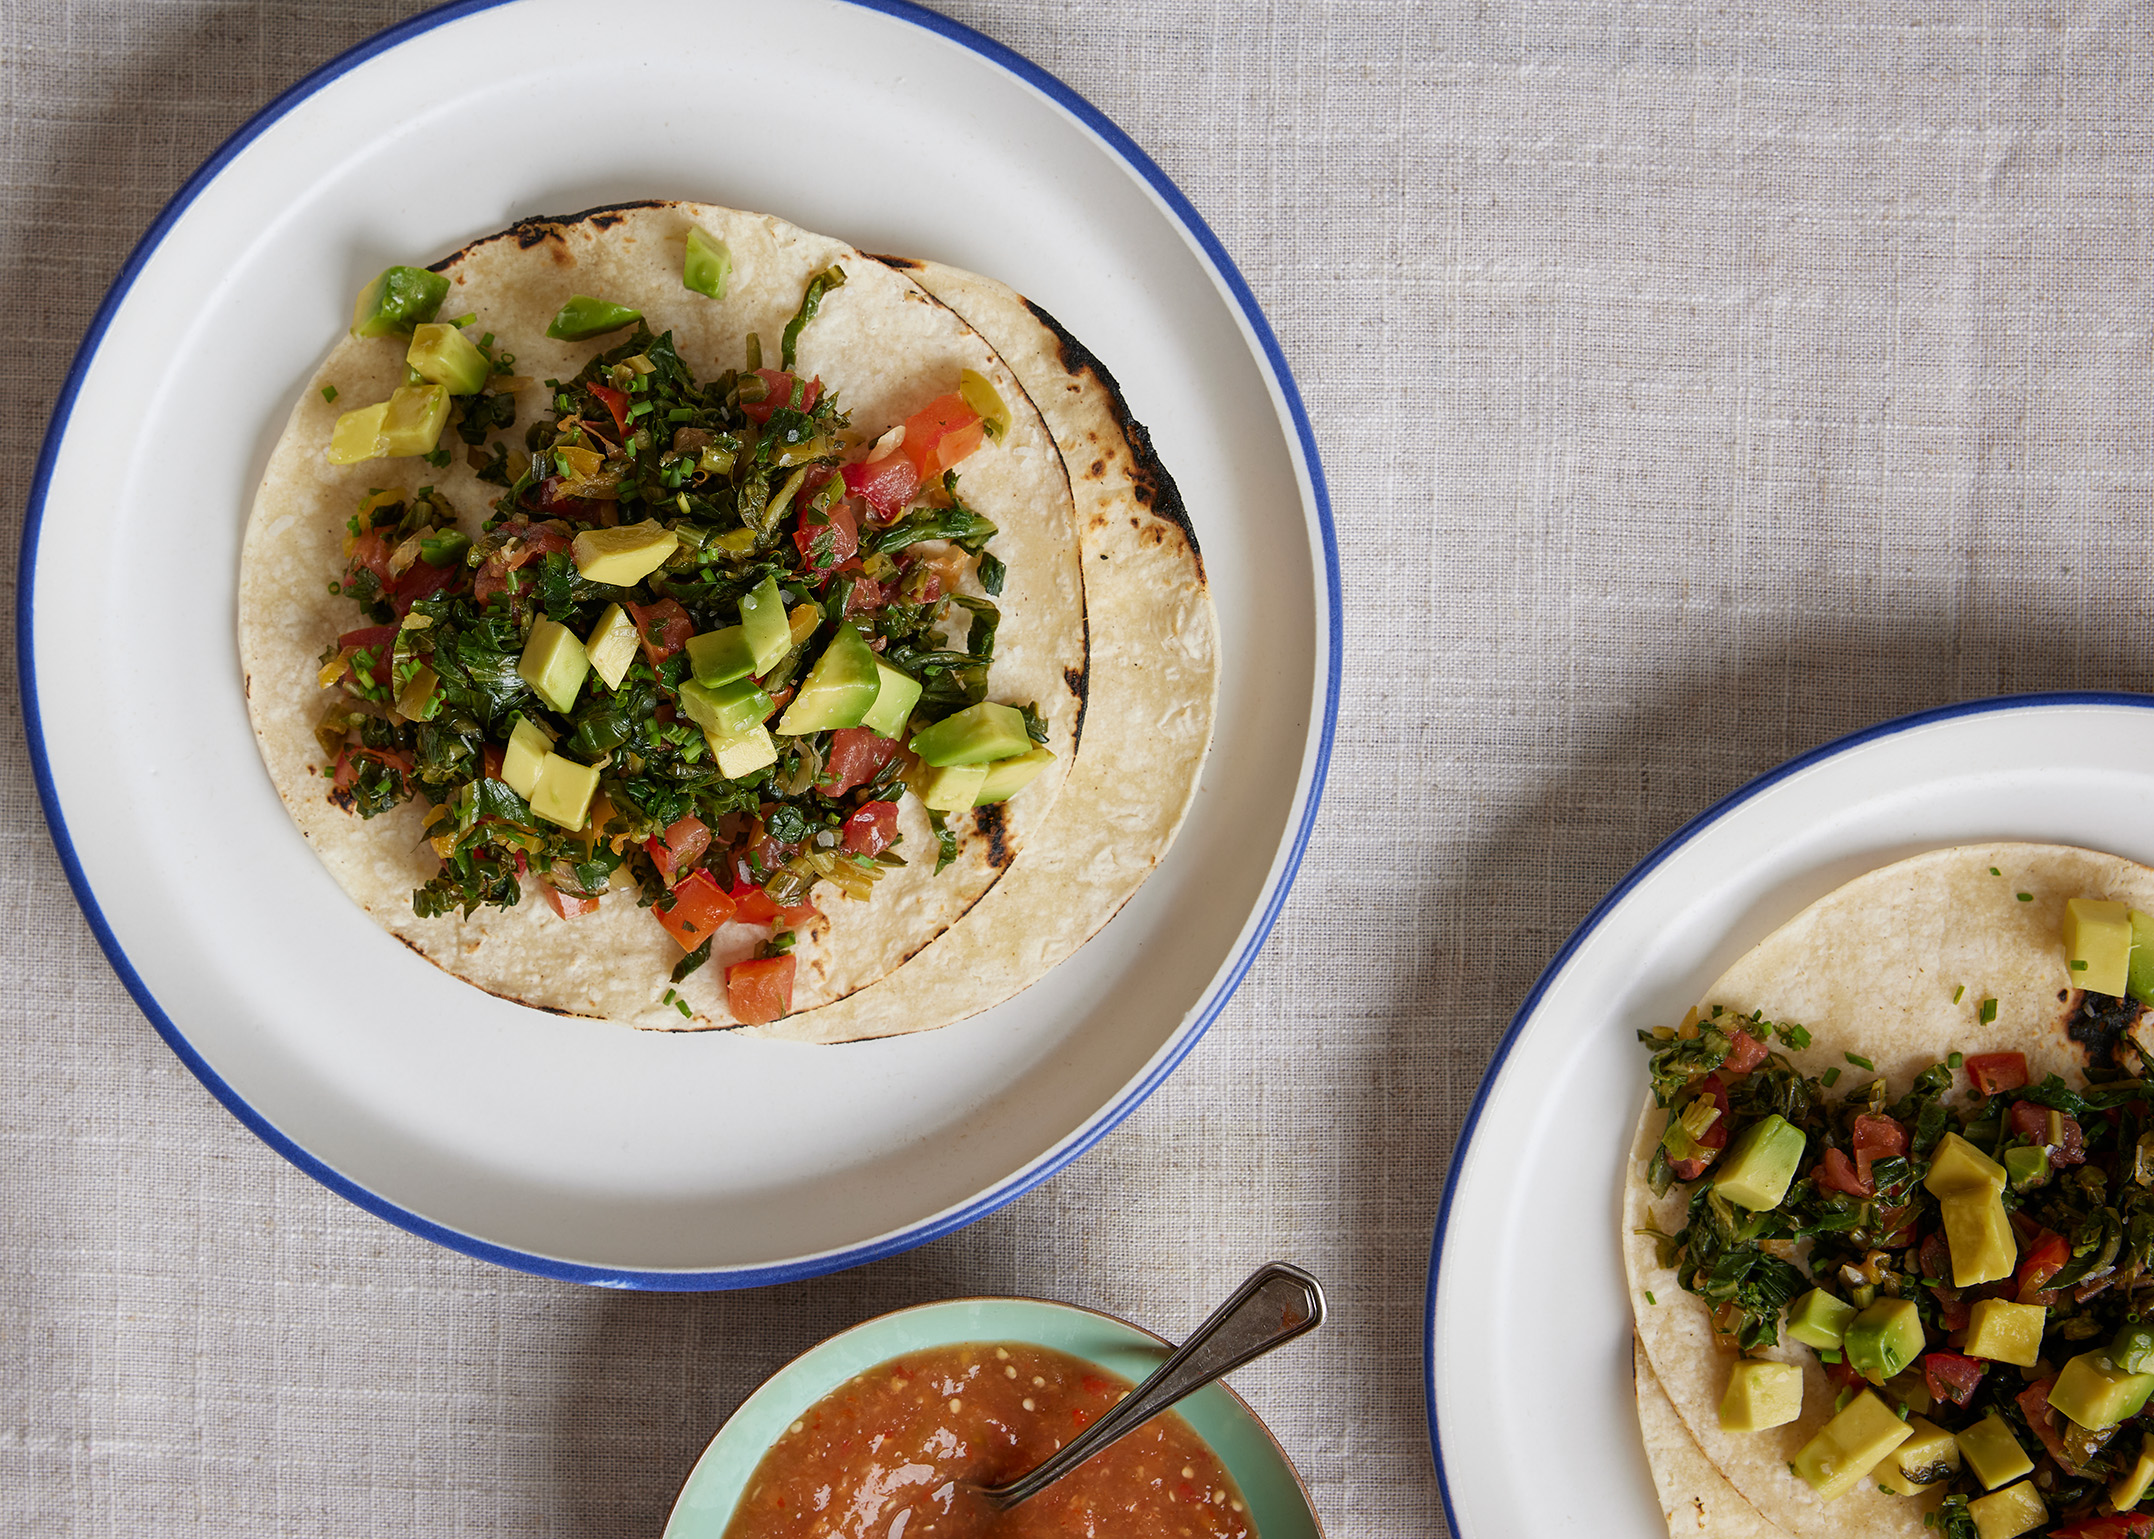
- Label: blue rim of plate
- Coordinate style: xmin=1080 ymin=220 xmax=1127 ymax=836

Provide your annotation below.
xmin=18 ymin=0 xmax=1341 ymax=1291
xmin=1421 ymin=689 xmax=2154 ymax=1526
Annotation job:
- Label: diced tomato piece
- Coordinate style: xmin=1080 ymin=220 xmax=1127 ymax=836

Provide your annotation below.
xmin=1721 ymin=1027 xmax=1769 ymax=1075
xmin=645 ymin=815 xmax=711 ymax=887
xmin=726 ymin=955 xmax=796 ymax=1024
xmin=1922 ymin=1351 xmax=1987 ymax=1407
xmin=1875 ymin=1204 xmax=1918 ymax=1247
xmin=842 ymin=453 xmax=921 ymax=519
xmin=389 ymin=557 xmax=458 ymax=614
xmin=1667 ymin=1075 xmax=1730 ymax=1181
xmin=1936 ymin=1291 xmax=1971 ymax=1331
xmin=521 ymin=475 xmax=604 ymax=521
xmin=1815 ymin=1146 xmax=1871 ymax=1199
xmin=843 ymin=571 xmax=887 ymax=614
xmin=338 ymin=624 xmax=400 ymax=656
xmin=2016 ymin=1379 xmax=2076 ymax=1468
xmin=1918 ymin=1229 xmax=1954 ymax=1282
xmin=482 ymin=743 xmax=505 ymax=781
xmin=2009 ymin=1099 xmax=2087 ymax=1166
xmin=332 ymin=743 xmax=412 ymax=795
xmin=820 ymin=728 xmax=898 ymax=796
xmin=841 ymin=800 xmax=900 ymax=858
xmin=346 ymin=529 xmax=395 ymax=586
xmin=900 ymin=393 xmax=983 ymax=480
xmin=2054 ymin=1515 xmax=2154 ymax=1539
xmin=1823 ymin=1356 xmax=1866 ymax=1394
xmin=539 ymin=880 xmax=599 ymax=919
xmin=792 ymin=494 xmax=860 ymax=575
xmin=741 ymin=369 xmax=820 ymax=427
xmin=726 ymin=880 xmax=782 ymax=926
xmin=653 ymin=869 xmax=736 ymax=951
xmin=587 ymin=382 xmax=630 ymax=437
xmin=776 ymin=897 xmax=819 ymax=929
xmin=2017 ymin=1228 xmax=2070 ymax=1304
xmin=1966 ymin=1051 xmax=2030 ymax=1096
xmin=1851 ymin=1113 xmax=1909 ymax=1187
xmin=625 ymin=598 xmax=694 ymax=665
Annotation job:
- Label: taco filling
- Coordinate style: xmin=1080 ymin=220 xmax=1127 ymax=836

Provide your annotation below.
xmin=1628 ymin=847 xmax=2154 ymax=1539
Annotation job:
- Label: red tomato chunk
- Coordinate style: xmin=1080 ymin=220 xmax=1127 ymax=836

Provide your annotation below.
xmin=842 ymin=801 xmax=900 ymax=858
xmin=842 ymin=453 xmax=920 ymax=519
xmin=726 ymin=955 xmax=795 ymax=1025
xmin=819 ymin=728 xmax=897 ymax=797
xmin=1966 ymin=1051 xmax=2030 ymax=1095
xmin=901 ymin=393 xmax=983 ymax=481
xmin=654 ymin=869 xmax=735 ymax=951
xmin=1720 ymin=1027 xmax=1769 ymax=1075
xmin=647 ymin=816 xmax=712 ymax=887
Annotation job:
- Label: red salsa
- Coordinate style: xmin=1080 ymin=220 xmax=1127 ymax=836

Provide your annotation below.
xmin=722 ymin=1342 xmax=1255 ymax=1539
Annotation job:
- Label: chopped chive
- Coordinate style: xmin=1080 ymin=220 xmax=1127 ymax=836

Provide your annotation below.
xmin=2017 ymin=892 xmax=2033 ymax=902
xmin=1949 ymin=1051 xmax=1964 ymax=1068
xmin=321 ymin=384 xmax=338 ymax=402
xmin=1953 ymin=985 xmax=1965 ymax=1004
xmin=2073 ymin=959 xmax=2090 ymax=971
xmin=1645 ymin=1291 xmax=1657 ymax=1305
xmin=1980 ymin=997 xmax=1999 ymax=1023
xmin=1990 ymin=867 xmax=2001 ymax=876
xmin=1823 ymin=1067 xmax=1842 ymax=1086
xmin=1845 ymin=1052 xmax=1875 ymax=1070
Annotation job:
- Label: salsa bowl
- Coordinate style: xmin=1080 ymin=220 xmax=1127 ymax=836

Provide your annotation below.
xmin=663 ymin=1295 xmax=1324 ymax=1538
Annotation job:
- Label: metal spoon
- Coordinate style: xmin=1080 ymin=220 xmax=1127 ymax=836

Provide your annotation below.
xmin=969 ymin=1261 xmax=1326 ymax=1512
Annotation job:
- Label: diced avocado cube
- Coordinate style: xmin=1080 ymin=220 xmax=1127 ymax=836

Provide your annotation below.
xmin=1844 ymin=1299 xmax=1925 ymax=1386
xmin=528 ymin=752 xmax=599 ymax=832
xmin=406 ymin=322 xmax=490 ymax=395
xmin=351 ymin=265 xmax=448 ymax=337
xmin=2131 ymin=909 xmax=2154 ymax=1007
xmin=2003 ymin=1145 xmax=2051 ymax=1189
xmin=1717 ymin=1359 xmax=1802 ymax=1433
xmin=2112 ymin=1432 xmax=2154 ymax=1511
xmin=737 ymin=575 xmax=791 ymax=673
xmin=1790 ymin=1390 xmax=1913 ymax=1501
xmin=1787 ymin=1289 xmax=1859 ymax=1352
xmin=1939 ymin=1187 xmax=2018 ymax=1287
xmin=909 ymin=702 xmax=1032 ymax=768
xmin=517 ymin=618 xmax=589 ymax=713
xmin=686 ymin=625 xmax=757 ymax=688
xmin=1967 ymin=1480 xmax=2047 ymax=1539
xmin=776 ymin=625 xmax=881 ymax=736
xmin=584 ymin=604 xmax=640 ymax=690
xmin=1926 ymin=1132 xmax=2009 ymax=1198
xmin=976 ymin=747 xmax=1055 ymax=806
xmin=501 ymin=715 xmax=555 ymax=799
xmin=1964 ymin=1299 xmax=2047 ymax=1366
xmin=379 ymin=382 xmax=450 ymax=457
xmin=1875 ymin=1416 xmax=1959 ymax=1496
xmin=1712 ymin=1113 xmax=1807 ymax=1210
xmin=859 ymin=661 xmax=924 ymax=740
xmin=571 ymin=520 xmax=680 ymax=587
xmin=546 ymin=294 xmax=642 ymax=340
xmin=1959 ymin=1413 xmax=2034 ymax=1490
xmin=326 ymin=401 xmax=389 ymax=465
xmin=683 ymin=226 xmax=731 ymax=299
xmin=2115 ymin=1323 xmax=2154 ymax=1375
xmin=710 ymin=725 xmax=778 ymax=780
xmin=679 ymin=678 xmax=774 ymax=742
xmin=919 ymin=762 xmax=989 ymax=813
xmin=2067 ymin=897 xmax=2133 ymax=996
xmin=2050 ymin=1350 xmax=2154 ymax=1431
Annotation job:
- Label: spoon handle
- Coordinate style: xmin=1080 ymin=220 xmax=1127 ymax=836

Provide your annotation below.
xmin=982 ymin=1262 xmax=1325 ymax=1510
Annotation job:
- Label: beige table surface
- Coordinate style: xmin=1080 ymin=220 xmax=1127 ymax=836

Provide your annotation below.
xmin=5 ymin=0 xmax=2152 ymax=1533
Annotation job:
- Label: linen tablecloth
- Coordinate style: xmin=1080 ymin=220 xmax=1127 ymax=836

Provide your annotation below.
xmin=5 ymin=1 xmax=2150 ymax=1532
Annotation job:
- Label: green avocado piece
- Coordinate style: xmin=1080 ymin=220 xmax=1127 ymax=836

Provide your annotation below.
xmin=918 ymin=762 xmax=988 ymax=812
xmin=858 ymin=661 xmax=923 ymax=740
xmin=2114 ymin=1324 xmax=2154 ymax=1376
xmin=378 ymin=382 xmax=450 ymax=457
xmin=1959 ymin=1413 xmax=2034 ymax=1490
xmin=975 ymin=747 xmax=1055 ymax=805
xmin=528 ymin=752 xmax=599 ymax=832
xmin=1711 ymin=1113 xmax=1806 ymax=1210
xmin=517 ymin=618 xmax=588 ymax=714
xmin=679 ymin=678 xmax=774 ymax=742
xmin=1786 ymin=1289 xmax=1859 ymax=1352
xmin=1791 ymin=1390 xmax=1912 ymax=1501
xmin=2050 ymin=1350 xmax=2154 ymax=1431
xmin=2130 ymin=909 xmax=2154 ymax=1006
xmin=547 ymin=294 xmax=642 ymax=340
xmin=686 ymin=625 xmax=757 ymax=688
xmin=737 ymin=574 xmax=791 ymax=674
xmin=351 ymin=265 xmax=449 ymax=337
xmin=406 ymin=322 xmax=490 ymax=394
xmin=1844 ymin=1298 xmax=1926 ymax=1385
xmin=683 ymin=227 xmax=731 ymax=299
xmin=909 ymin=702 xmax=1032 ymax=768
xmin=775 ymin=625 xmax=880 ymax=735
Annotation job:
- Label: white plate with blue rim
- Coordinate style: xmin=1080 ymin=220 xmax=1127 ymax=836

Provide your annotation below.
xmin=1426 ymin=694 xmax=2154 ymax=1535
xmin=21 ymin=0 xmax=1337 ymax=1286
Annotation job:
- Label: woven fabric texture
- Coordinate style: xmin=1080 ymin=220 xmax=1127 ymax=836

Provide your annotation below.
xmin=5 ymin=1 xmax=2153 ymax=1533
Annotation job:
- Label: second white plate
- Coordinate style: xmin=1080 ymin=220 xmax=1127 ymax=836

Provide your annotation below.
xmin=1427 ymin=693 xmax=2154 ymax=1536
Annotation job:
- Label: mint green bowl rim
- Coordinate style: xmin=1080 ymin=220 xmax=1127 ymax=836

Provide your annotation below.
xmin=662 ymin=1295 xmax=1324 ymax=1539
